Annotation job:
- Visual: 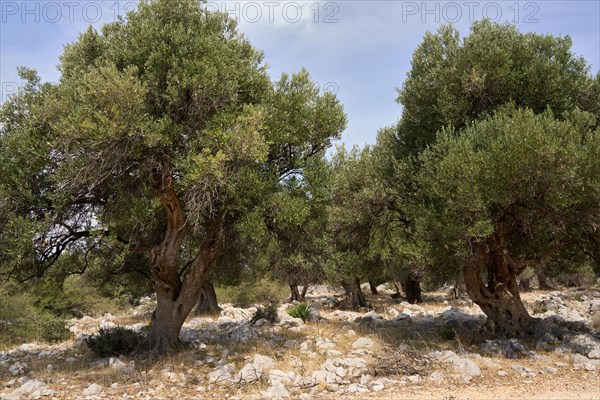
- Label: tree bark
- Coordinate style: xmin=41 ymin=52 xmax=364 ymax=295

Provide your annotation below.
xmin=368 ymin=277 xmax=379 ymax=295
xmin=289 ymin=283 xmax=304 ymax=302
xmin=340 ymin=277 xmax=368 ymax=309
xmin=195 ymin=280 xmax=222 ymax=315
xmin=301 ymin=284 xmax=308 ymax=299
xmin=535 ymin=264 xmax=552 ymax=290
xmin=463 ymin=239 xmax=537 ymax=337
xmin=519 ymin=277 xmax=531 ymax=292
xmin=402 ymin=275 xmax=422 ymax=304
xmin=390 ymin=281 xmax=402 ymax=299
xmin=138 ymin=171 xmax=225 ymax=357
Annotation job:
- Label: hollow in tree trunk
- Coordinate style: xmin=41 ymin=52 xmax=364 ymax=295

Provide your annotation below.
xmin=195 ymin=280 xmax=222 ymax=315
xmin=402 ymin=275 xmax=422 ymax=304
xmin=340 ymin=277 xmax=368 ymax=309
xmin=289 ymin=283 xmax=304 ymax=302
xmin=368 ymin=277 xmax=379 ymax=295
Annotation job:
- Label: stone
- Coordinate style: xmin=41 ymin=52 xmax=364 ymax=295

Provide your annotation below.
xmin=227 ymin=325 xmax=257 ymax=343
xmin=307 ymin=309 xmax=321 ymax=322
xmin=429 ymin=372 xmax=445 ymax=382
xmin=268 ymin=370 xmax=296 ymax=385
xmin=253 ymin=354 xmax=276 ymax=371
xmin=407 ymin=375 xmax=421 ymax=383
xmin=326 ymin=384 xmax=340 ymax=392
xmin=216 ymin=316 xmax=237 ymax=328
xmin=8 ymin=362 xmax=26 ymax=376
xmin=208 ymin=363 xmax=236 ymax=384
xmin=511 ymin=364 xmax=533 ymax=374
xmin=430 ymin=351 xmax=481 ymax=376
xmin=355 ymin=311 xmax=386 ymax=325
xmin=322 ymin=359 xmax=347 ymax=378
xmin=392 ymin=313 xmax=412 ymax=322
xmin=299 ymin=340 xmax=312 ymax=352
xmin=109 ymin=357 xmax=134 ymax=374
xmin=311 ymin=370 xmax=341 ymax=384
xmin=4 ymin=379 xmax=55 ymax=400
xmin=481 ymin=339 xmax=526 ymax=359
xmin=238 ymin=363 xmax=262 ymax=382
xmin=454 ymin=358 xmax=481 ymax=376
xmin=338 ymin=357 xmax=368 ymax=369
xmin=83 ymin=383 xmax=103 ymax=396
xmin=370 ymin=380 xmax=385 ymax=391
xmin=316 ymin=340 xmax=336 ymax=351
xmin=262 ymin=380 xmax=290 ymax=399
xmin=311 ymin=296 xmax=341 ymax=309
xmin=352 ymin=337 xmax=375 ymax=349
xmin=282 ymin=339 xmax=298 ymax=348
xmin=498 ymin=370 xmax=508 ymax=377
xmin=542 ymin=366 xmax=557 ymax=373
xmin=563 ymin=334 xmax=600 ymax=359
xmin=220 ymin=307 xmax=255 ymax=322
xmin=589 ymin=299 xmax=600 ymax=314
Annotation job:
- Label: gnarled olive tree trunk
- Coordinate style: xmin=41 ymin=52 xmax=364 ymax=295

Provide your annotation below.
xmin=340 ymin=277 xmax=368 ymax=309
xmin=195 ymin=280 xmax=222 ymax=315
xmin=301 ymin=284 xmax=308 ymax=299
xmin=368 ymin=276 xmax=379 ymax=295
xmin=402 ymin=274 xmax=422 ymax=304
xmin=463 ymin=234 xmax=538 ymax=337
xmin=535 ymin=264 xmax=552 ymax=290
xmin=138 ymin=174 xmax=224 ymax=356
xmin=289 ymin=283 xmax=304 ymax=302
xmin=463 ymin=230 xmax=563 ymax=337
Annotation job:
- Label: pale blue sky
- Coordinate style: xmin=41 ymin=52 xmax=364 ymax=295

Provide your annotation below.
xmin=1 ymin=1 xmax=599 ymax=148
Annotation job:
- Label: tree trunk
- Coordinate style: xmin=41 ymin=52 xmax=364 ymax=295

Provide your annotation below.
xmin=535 ymin=264 xmax=552 ymax=290
xmin=368 ymin=277 xmax=379 ymax=295
xmin=519 ymin=277 xmax=531 ymax=292
xmin=340 ymin=277 xmax=368 ymax=309
xmin=390 ymin=281 xmax=402 ymax=299
xmin=137 ymin=171 xmax=225 ymax=357
xmin=402 ymin=275 xmax=422 ymax=304
xmin=289 ymin=283 xmax=304 ymax=302
xmin=195 ymin=280 xmax=222 ymax=315
xmin=301 ymin=284 xmax=308 ymax=299
xmin=463 ymin=239 xmax=537 ymax=337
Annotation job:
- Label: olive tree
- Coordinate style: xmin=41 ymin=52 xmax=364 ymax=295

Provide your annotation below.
xmin=415 ymin=108 xmax=600 ymax=336
xmin=374 ymin=21 xmax=599 ymax=330
xmin=0 ymin=0 xmax=345 ymax=355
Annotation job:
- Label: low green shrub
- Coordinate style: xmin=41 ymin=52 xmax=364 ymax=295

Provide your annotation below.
xmin=216 ymin=278 xmax=288 ymax=307
xmin=439 ymin=321 xmax=457 ymax=341
xmin=288 ymin=303 xmax=310 ymax=322
xmin=40 ymin=318 xmax=72 ymax=343
xmin=85 ymin=326 xmax=144 ymax=357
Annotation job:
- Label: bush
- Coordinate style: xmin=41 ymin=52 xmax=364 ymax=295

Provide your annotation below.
xmin=438 ymin=323 xmax=457 ymax=341
xmin=40 ymin=318 xmax=72 ymax=343
xmin=85 ymin=326 xmax=144 ymax=357
xmin=251 ymin=303 xmax=279 ymax=324
xmin=216 ymin=278 xmax=288 ymax=307
xmin=35 ymin=275 xmax=127 ymax=318
xmin=288 ymin=303 xmax=310 ymax=322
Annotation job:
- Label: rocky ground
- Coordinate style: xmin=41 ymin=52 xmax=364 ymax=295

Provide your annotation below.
xmin=1 ymin=285 xmax=599 ymax=400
